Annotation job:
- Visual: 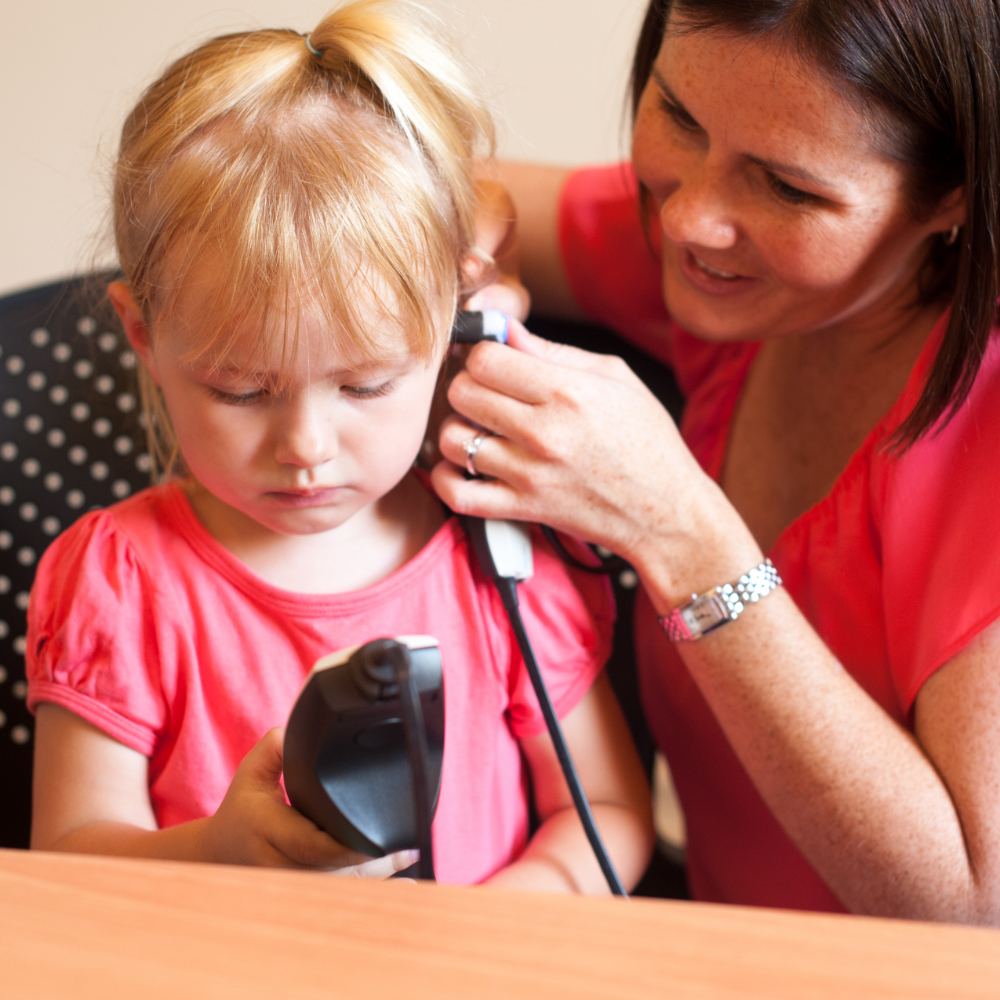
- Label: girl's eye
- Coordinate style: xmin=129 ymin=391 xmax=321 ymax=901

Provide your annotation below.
xmin=767 ymin=174 xmax=813 ymax=206
xmin=342 ymin=380 xmax=395 ymax=400
xmin=207 ymin=386 xmax=266 ymax=406
xmin=659 ymin=95 xmax=701 ymax=133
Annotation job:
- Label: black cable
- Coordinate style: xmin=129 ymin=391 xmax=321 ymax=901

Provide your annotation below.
xmin=391 ymin=647 xmax=436 ymax=881
xmin=493 ymin=576 xmax=628 ymax=897
xmin=540 ymin=525 xmax=610 ymax=575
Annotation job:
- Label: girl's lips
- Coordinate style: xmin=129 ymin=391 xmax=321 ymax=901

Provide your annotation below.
xmin=679 ymin=249 xmax=758 ymax=297
xmin=266 ymin=487 xmax=343 ymax=508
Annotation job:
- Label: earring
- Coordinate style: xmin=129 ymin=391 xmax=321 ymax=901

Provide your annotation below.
xmin=944 ymin=223 xmax=960 ymax=246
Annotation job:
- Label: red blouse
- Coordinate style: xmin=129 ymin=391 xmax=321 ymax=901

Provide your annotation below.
xmin=560 ymin=162 xmax=1000 ymax=911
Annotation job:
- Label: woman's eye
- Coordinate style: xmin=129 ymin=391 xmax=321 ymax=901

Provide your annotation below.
xmin=659 ymin=96 xmax=701 ymax=133
xmin=207 ymin=386 xmax=266 ymax=406
xmin=767 ymin=174 xmax=812 ymax=206
xmin=342 ymin=380 xmax=395 ymax=400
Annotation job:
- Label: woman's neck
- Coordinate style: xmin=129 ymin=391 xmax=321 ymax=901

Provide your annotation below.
xmin=183 ymin=472 xmax=447 ymax=595
xmin=721 ymin=297 xmax=946 ymax=553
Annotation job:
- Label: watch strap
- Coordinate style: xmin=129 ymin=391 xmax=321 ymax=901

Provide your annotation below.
xmin=658 ymin=559 xmax=782 ymax=641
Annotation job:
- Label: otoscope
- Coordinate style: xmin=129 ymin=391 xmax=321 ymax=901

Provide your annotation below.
xmin=283 ymin=310 xmax=628 ymax=896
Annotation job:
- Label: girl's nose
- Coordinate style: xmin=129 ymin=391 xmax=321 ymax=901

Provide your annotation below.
xmin=658 ymin=160 xmax=739 ymax=251
xmin=274 ymin=392 xmax=337 ymax=469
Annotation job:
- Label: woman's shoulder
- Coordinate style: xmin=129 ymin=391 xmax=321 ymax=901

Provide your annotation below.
xmin=871 ymin=323 xmax=1000 ymax=705
xmin=880 ymin=318 xmax=1000 ymax=482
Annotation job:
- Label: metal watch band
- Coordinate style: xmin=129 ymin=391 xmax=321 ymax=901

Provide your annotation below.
xmin=658 ymin=558 xmax=782 ymax=642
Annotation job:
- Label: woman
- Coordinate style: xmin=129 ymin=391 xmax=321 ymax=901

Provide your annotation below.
xmin=433 ymin=0 xmax=1000 ymax=923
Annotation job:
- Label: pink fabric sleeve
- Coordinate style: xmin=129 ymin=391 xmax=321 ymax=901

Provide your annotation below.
xmin=505 ymin=529 xmax=615 ymax=739
xmin=878 ymin=333 xmax=1000 ymax=714
xmin=26 ymin=511 xmax=167 ymax=756
xmin=558 ymin=163 xmax=676 ymax=368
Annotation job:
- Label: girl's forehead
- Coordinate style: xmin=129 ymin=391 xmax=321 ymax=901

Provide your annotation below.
xmin=161 ymin=279 xmax=443 ymax=376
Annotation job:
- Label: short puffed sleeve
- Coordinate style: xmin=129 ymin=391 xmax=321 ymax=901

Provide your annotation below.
xmin=877 ymin=332 xmax=1000 ymax=712
xmin=26 ymin=509 xmax=167 ymax=756
xmin=503 ymin=529 xmax=615 ymax=739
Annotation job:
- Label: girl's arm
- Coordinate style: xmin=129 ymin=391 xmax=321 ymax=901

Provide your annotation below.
xmin=486 ymin=671 xmax=654 ymax=894
xmin=434 ymin=325 xmax=1000 ymax=922
xmin=31 ymin=703 xmax=414 ymax=875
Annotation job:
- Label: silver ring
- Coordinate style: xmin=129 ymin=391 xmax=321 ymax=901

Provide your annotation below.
xmin=462 ymin=432 xmax=491 ymax=477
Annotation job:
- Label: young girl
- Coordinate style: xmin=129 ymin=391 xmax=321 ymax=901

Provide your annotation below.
xmin=25 ymin=1 xmax=652 ymax=891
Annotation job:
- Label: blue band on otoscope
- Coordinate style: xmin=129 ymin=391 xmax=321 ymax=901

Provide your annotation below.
xmin=481 ymin=309 xmax=509 ymax=343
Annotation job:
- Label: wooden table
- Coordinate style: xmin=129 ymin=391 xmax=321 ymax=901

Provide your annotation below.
xmin=1 ymin=848 xmax=998 ymax=999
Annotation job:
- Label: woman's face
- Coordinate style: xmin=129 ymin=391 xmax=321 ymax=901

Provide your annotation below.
xmin=631 ymin=24 xmax=961 ymax=343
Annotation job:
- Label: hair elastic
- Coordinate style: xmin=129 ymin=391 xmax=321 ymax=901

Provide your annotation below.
xmin=303 ymin=34 xmax=324 ymax=58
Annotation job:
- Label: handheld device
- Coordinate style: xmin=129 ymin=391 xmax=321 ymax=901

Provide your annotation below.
xmin=451 ymin=308 xmax=509 ymax=344
xmin=282 ymin=311 xmax=628 ymax=895
xmin=283 ymin=636 xmax=444 ymax=880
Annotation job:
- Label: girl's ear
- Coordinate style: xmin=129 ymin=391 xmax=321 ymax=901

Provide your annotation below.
xmin=107 ymin=281 xmax=161 ymax=385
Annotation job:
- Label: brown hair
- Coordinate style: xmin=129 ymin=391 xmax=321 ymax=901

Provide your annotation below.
xmin=630 ymin=0 xmax=1000 ymax=447
xmin=113 ymin=0 xmax=493 ymax=475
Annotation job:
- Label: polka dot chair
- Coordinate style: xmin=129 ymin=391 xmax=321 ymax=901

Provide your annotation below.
xmin=0 ymin=274 xmax=149 ymax=848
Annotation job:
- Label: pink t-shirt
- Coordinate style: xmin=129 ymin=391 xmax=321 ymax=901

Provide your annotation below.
xmin=560 ymin=163 xmax=1000 ymax=912
xmin=26 ymin=480 xmax=613 ymax=885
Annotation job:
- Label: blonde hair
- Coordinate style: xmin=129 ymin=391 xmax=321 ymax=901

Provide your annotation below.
xmin=113 ymin=0 xmax=494 ymax=476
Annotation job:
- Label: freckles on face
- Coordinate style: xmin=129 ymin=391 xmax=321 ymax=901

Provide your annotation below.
xmin=630 ymin=25 xmax=935 ymax=341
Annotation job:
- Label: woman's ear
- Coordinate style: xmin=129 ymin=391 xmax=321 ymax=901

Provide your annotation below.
xmin=107 ymin=281 xmax=160 ymax=385
xmin=930 ymin=186 xmax=966 ymax=235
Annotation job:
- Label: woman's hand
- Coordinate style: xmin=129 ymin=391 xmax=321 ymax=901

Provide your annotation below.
xmin=198 ymin=728 xmax=415 ymax=875
xmin=432 ymin=320 xmax=760 ymax=607
xmin=461 ymin=178 xmax=531 ymax=321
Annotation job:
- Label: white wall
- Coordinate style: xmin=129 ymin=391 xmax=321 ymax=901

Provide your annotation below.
xmin=0 ymin=0 xmax=646 ymax=296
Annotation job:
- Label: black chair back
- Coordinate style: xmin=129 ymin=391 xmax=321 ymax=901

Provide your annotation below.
xmin=0 ymin=276 xmax=149 ymax=847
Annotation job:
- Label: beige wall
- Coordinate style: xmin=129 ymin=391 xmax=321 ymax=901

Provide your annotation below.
xmin=0 ymin=0 xmax=645 ymax=296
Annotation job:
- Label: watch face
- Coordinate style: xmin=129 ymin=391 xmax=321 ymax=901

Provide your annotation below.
xmin=682 ymin=593 xmax=728 ymax=637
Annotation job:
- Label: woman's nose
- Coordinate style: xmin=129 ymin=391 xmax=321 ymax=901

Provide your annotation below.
xmin=274 ymin=393 xmax=337 ymax=469
xmin=658 ymin=160 xmax=739 ymax=251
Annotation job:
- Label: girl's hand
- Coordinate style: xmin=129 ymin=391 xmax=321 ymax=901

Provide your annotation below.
xmin=432 ymin=321 xmax=760 ymax=607
xmin=200 ymin=727 xmax=416 ymax=876
xmin=462 ymin=178 xmax=531 ymax=321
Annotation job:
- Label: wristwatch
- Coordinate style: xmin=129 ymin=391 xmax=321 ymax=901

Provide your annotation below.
xmin=658 ymin=559 xmax=782 ymax=641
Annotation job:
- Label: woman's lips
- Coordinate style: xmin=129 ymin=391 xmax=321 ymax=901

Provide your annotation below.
xmin=679 ymin=249 xmax=757 ymax=296
xmin=266 ymin=487 xmax=343 ymax=508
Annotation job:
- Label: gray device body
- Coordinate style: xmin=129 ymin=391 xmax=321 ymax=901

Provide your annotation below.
xmin=283 ymin=636 xmax=445 ymax=857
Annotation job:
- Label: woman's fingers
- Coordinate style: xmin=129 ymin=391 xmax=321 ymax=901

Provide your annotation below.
xmin=455 ymin=323 xmax=644 ymax=416
xmin=433 ymin=325 xmax=700 ymax=557
xmin=464 ymin=283 xmax=530 ymax=319
xmin=504 ymin=319 xmax=637 ymax=381
xmin=431 ymin=459 xmax=530 ymax=522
